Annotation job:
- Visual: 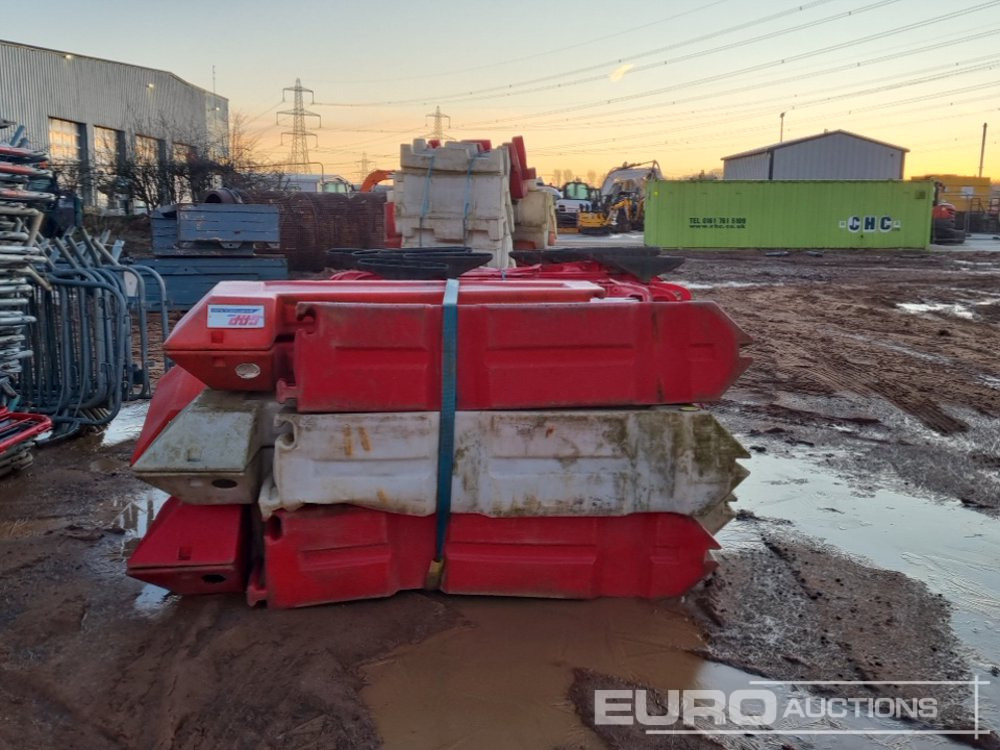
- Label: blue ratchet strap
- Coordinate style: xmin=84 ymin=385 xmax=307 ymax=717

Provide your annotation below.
xmin=418 ymin=152 xmax=436 ymax=248
xmin=434 ymin=278 xmax=460 ymax=561
xmin=461 ymin=151 xmax=486 ymax=245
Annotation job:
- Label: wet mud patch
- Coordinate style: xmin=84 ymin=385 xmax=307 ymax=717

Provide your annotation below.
xmin=0 ymin=587 xmax=457 ymax=750
xmin=690 ymin=531 xmax=999 ymax=747
xmin=0 ymin=433 xmax=461 ymax=750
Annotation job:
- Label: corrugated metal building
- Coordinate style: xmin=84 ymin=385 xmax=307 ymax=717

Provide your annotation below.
xmin=722 ymin=130 xmax=907 ymax=180
xmin=0 ymin=39 xmax=228 ymax=209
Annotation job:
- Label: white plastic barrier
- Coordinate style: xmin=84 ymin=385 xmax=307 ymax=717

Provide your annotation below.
xmin=131 ymin=390 xmax=283 ymax=505
xmin=395 ymin=139 xmax=518 ymax=267
xmin=264 ymin=408 xmax=748 ymax=520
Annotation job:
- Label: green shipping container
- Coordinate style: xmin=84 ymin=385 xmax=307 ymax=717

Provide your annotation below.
xmin=644 ymin=180 xmax=934 ymax=249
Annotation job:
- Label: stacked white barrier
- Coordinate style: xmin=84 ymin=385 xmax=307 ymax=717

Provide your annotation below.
xmin=395 ymin=138 xmax=554 ymax=268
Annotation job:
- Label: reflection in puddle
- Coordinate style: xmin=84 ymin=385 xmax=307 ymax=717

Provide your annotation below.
xmin=111 ymin=487 xmax=168 ymax=541
xmin=896 ymin=302 xmax=976 ymax=320
xmin=101 ymin=401 xmax=149 ymax=447
xmin=723 ymin=450 xmax=1000 ymax=731
xmin=725 ymin=452 xmax=1000 ymax=643
xmin=133 ymin=583 xmax=175 ymax=617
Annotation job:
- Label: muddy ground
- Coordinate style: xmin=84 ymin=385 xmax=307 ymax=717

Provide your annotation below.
xmin=1 ymin=242 xmax=999 ymax=749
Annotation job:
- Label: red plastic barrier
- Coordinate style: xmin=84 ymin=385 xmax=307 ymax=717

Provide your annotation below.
xmin=511 ymin=136 xmax=528 ymax=176
xmin=127 ymin=497 xmax=248 ymax=595
xmin=508 ymin=139 xmax=526 ymax=200
xmin=243 ymin=505 xmax=717 ymax=608
xmin=248 ymin=505 xmax=436 ymax=608
xmin=164 ymin=278 xmax=749 ymax=404
xmin=165 ymin=279 xmax=605 ymax=393
xmin=0 ymin=408 xmax=51 ymax=453
xmin=384 ymin=202 xmax=401 ymax=248
xmin=442 ymin=512 xmax=718 ymax=599
xmin=277 ymin=299 xmax=750 ymax=411
xmin=465 ymin=261 xmax=694 ymax=301
xmin=131 ymin=367 xmax=206 ymax=464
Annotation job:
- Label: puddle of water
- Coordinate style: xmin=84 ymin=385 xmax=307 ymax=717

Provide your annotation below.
xmin=840 ymin=333 xmax=953 ymax=365
xmin=101 ymin=401 xmax=149 ymax=447
xmin=362 ymin=597 xmax=699 ymax=750
xmin=132 ymin=582 xmax=175 ymax=617
xmin=362 ymin=596 xmax=980 ymax=750
xmin=677 ymin=280 xmax=778 ymax=290
xmin=896 ymin=302 xmax=976 ymax=320
xmin=722 ymin=450 xmax=1000 ymax=730
xmin=110 ymin=486 xmax=168 ymax=541
xmin=725 ymin=453 xmax=1000 ymax=641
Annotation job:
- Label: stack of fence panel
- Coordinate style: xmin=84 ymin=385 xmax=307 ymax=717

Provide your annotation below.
xmin=0 ymin=130 xmax=52 ymax=474
xmin=17 ymin=230 xmax=171 ymax=443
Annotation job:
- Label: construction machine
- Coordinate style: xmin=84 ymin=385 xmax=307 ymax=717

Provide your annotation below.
xmin=555 ymin=180 xmax=599 ymax=231
xmin=930 ymin=181 xmax=965 ymax=245
xmin=578 ymin=161 xmax=662 ymax=235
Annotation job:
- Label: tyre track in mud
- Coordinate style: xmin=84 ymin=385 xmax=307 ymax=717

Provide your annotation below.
xmin=685 ymin=253 xmax=1000 ymax=435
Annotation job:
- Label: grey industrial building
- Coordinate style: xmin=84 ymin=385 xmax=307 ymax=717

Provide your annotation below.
xmin=722 ymin=130 xmax=907 ymax=181
xmin=0 ymin=39 xmax=228 ymax=210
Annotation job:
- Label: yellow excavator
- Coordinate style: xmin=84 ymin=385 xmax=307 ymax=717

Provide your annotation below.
xmin=578 ymin=161 xmax=662 ymax=235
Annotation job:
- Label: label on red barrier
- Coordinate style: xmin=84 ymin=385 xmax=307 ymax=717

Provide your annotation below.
xmin=207 ymin=305 xmax=265 ymax=328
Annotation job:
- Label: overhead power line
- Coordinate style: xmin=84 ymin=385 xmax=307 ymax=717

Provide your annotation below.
xmin=313 ymin=0 xmax=852 ymax=107
xmin=456 ymin=0 xmax=1000 ymax=129
xmin=308 ymin=0 xmax=730 ymax=85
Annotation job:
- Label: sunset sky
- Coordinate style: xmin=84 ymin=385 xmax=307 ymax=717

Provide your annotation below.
xmin=6 ymin=0 xmax=999 ymax=185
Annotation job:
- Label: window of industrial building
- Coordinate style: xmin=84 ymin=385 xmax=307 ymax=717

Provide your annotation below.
xmin=172 ymin=143 xmax=195 ymax=202
xmin=132 ymin=135 xmax=165 ymax=213
xmin=93 ymin=126 xmax=125 ymax=211
xmin=94 ymin=127 xmax=121 ymax=169
xmin=135 ymin=134 xmax=161 ymax=165
xmin=47 ymin=117 xmax=85 ymax=164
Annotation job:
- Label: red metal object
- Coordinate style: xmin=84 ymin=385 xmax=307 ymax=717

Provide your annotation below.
xmin=442 ymin=512 xmax=718 ymax=599
xmin=239 ymin=505 xmax=716 ymax=608
xmin=131 ymin=366 xmax=206 ymax=463
xmin=127 ymin=497 xmax=248 ymax=595
xmin=0 ymin=161 xmax=49 ymax=177
xmin=0 ymin=408 xmax=52 ymax=453
xmin=248 ymin=505 xmax=436 ymax=608
xmin=278 ymin=298 xmax=750 ymax=411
